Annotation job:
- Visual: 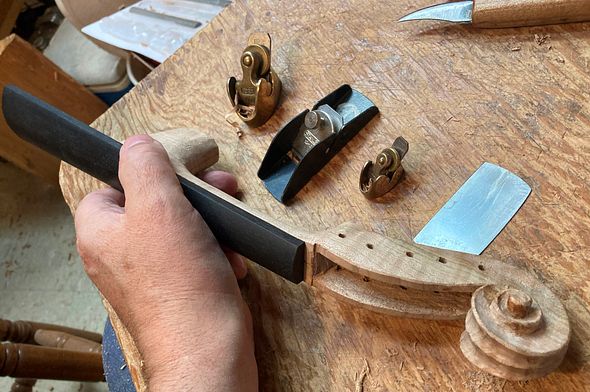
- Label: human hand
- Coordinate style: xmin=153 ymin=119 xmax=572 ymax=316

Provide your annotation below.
xmin=75 ymin=135 xmax=257 ymax=391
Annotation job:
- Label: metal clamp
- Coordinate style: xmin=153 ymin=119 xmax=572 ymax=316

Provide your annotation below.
xmin=227 ymin=33 xmax=281 ymax=127
xmin=359 ymin=137 xmax=409 ymax=199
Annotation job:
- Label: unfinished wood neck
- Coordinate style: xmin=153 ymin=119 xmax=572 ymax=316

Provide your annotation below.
xmin=156 ymin=128 xmax=570 ymax=380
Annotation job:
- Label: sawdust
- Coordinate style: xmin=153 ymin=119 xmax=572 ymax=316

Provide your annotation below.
xmin=463 ymin=370 xmax=508 ymax=391
xmin=354 ymin=359 xmax=370 ymax=392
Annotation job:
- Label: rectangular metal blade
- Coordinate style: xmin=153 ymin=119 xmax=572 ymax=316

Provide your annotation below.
xmin=414 ymin=162 xmax=531 ymax=255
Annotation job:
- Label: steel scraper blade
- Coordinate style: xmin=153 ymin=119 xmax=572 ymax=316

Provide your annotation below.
xmin=414 ymin=162 xmax=531 ymax=255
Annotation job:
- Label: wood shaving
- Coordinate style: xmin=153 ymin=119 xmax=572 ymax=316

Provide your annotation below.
xmin=507 ymin=36 xmax=521 ymax=52
xmin=386 ymin=348 xmax=399 ymax=357
xmin=534 ymin=34 xmax=550 ymax=46
xmin=354 ymin=359 xmax=370 ymax=392
xmin=399 ymin=360 xmax=405 ymax=371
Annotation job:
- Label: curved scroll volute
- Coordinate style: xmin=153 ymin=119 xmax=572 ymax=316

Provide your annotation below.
xmin=310 ymin=223 xmax=570 ymax=378
xmin=461 ymin=283 xmax=570 ymax=380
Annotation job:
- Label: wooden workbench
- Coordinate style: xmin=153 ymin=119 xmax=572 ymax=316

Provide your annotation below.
xmin=60 ymin=0 xmax=590 ymax=390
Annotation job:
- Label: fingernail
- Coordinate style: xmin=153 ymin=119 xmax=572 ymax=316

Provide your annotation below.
xmin=124 ymin=135 xmax=153 ymax=150
xmin=238 ymin=256 xmax=248 ymax=278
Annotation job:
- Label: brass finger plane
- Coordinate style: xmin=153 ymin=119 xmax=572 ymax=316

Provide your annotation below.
xmin=227 ymin=33 xmax=281 ymax=127
xmin=360 ymin=136 xmax=409 ymax=199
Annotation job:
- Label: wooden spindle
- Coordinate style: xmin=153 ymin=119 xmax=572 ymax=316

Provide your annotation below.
xmin=0 ymin=343 xmax=104 ymax=381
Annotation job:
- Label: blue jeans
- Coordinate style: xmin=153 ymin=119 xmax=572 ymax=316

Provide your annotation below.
xmin=102 ymin=318 xmax=136 ymax=392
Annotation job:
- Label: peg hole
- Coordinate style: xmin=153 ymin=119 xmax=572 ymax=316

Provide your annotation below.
xmin=362 ymin=276 xmax=370 ymax=282
xmin=478 ymin=264 xmax=485 ymax=271
xmin=438 ymin=257 xmax=446 ymax=264
xmin=366 ymin=243 xmax=373 ymax=249
xmin=405 ymin=251 xmax=413 ymax=257
xmin=399 ymin=286 xmax=407 ymax=290
xmin=338 ymin=233 xmax=346 ymax=238
xmin=434 ymin=291 xmax=440 ymax=294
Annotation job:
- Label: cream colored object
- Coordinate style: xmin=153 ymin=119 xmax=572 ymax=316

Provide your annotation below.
xmin=55 ymin=0 xmax=136 ymax=57
xmin=81 ymin=0 xmax=224 ymax=63
xmin=55 ymin=0 xmax=136 ymax=30
xmin=44 ymin=20 xmax=125 ymax=87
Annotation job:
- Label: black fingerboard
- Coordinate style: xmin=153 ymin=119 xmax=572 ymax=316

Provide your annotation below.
xmin=2 ymin=85 xmax=305 ymax=283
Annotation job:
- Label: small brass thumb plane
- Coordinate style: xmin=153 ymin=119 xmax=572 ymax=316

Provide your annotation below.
xmin=400 ymin=0 xmax=590 ymax=28
xmin=2 ymin=85 xmax=570 ymax=381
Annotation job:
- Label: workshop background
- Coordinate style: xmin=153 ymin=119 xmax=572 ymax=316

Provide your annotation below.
xmin=0 ymin=1 xmax=228 ymax=391
xmin=2 ymin=0 xmax=590 ymax=391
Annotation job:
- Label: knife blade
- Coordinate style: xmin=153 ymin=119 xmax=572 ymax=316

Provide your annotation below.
xmin=399 ymin=0 xmax=590 ymax=28
xmin=1 ymin=85 xmax=305 ymax=282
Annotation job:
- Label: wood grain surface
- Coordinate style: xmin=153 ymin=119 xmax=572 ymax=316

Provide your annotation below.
xmin=473 ymin=0 xmax=590 ymax=28
xmin=0 ymin=0 xmax=23 ymax=38
xmin=60 ymin=0 xmax=590 ymax=390
xmin=0 ymin=34 xmax=106 ymax=183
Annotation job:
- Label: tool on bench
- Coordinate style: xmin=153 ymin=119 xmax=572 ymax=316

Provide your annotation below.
xmin=3 ymin=85 xmax=570 ymax=381
xmin=414 ymin=162 xmax=531 ymax=255
xmin=359 ymin=137 xmax=408 ymax=199
xmin=227 ymin=32 xmax=281 ymax=127
xmin=399 ymin=0 xmax=590 ymax=28
xmin=258 ymin=85 xmax=378 ymax=203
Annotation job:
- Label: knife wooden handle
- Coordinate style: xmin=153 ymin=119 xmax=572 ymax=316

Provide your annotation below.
xmin=473 ymin=0 xmax=590 ymax=28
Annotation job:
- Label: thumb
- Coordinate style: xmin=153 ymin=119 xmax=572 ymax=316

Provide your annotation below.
xmin=118 ymin=135 xmax=191 ymax=215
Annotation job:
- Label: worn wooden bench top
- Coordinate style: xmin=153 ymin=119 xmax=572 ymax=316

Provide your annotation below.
xmin=60 ymin=0 xmax=590 ymax=389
